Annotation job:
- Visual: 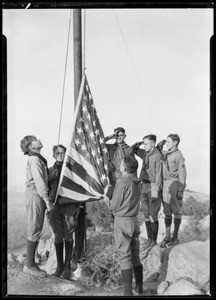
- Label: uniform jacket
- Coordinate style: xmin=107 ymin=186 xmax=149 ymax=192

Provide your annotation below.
xmin=26 ymin=155 xmax=49 ymax=201
xmin=48 ymin=162 xmax=69 ymax=205
xmin=110 ymin=173 xmax=141 ymax=217
xmin=48 ymin=162 xmax=62 ymax=204
xmin=106 ymin=141 xmax=134 ymax=185
xmin=161 ymin=146 xmax=187 ymax=188
xmin=135 ymin=147 xmax=163 ymax=197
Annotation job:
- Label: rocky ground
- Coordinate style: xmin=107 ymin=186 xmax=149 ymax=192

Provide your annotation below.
xmin=5 ymin=212 xmax=210 ymax=297
xmin=5 ymin=191 xmax=210 ymax=297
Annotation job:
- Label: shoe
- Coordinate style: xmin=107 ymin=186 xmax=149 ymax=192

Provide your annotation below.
xmin=166 ymin=238 xmax=179 ymax=247
xmin=51 ymin=267 xmax=64 ymax=277
xmin=23 ymin=264 xmax=47 ymax=277
xmin=159 ymin=237 xmax=170 ymax=248
xmin=148 ymin=240 xmax=157 ymax=249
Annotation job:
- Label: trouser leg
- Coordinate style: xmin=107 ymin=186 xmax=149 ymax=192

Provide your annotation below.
xmin=26 ymin=239 xmax=38 ymax=268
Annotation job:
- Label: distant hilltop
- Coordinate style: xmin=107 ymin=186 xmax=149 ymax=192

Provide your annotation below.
xmin=184 ymin=189 xmax=209 ymax=203
xmin=7 ymin=188 xmax=209 ymax=203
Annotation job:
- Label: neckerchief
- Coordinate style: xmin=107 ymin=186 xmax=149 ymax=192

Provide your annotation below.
xmin=161 ymin=146 xmax=179 ymax=171
xmin=112 ymin=141 xmax=130 ymax=165
xmin=29 ymin=152 xmax=48 ymax=173
xmin=144 ymin=147 xmax=155 ymax=170
xmin=53 ymin=161 xmax=63 ymax=179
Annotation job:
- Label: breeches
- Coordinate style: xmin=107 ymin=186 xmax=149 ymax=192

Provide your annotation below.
xmin=140 ymin=183 xmax=162 ymax=222
xmin=25 ymin=187 xmax=46 ymax=242
xmin=49 ymin=203 xmax=77 ymax=243
xmin=162 ymin=180 xmax=183 ymax=219
xmin=114 ymin=216 xmax=141 ymax=270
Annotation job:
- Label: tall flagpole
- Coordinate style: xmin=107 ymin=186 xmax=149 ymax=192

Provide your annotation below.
xmin=73 ymin=9 xmax=86 ymax=262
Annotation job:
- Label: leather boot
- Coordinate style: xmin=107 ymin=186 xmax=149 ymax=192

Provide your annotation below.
xmin=159 ymin=216 xmax=172 ymax=248
xmin=121 ymin=268 xmax=133 ymax=296
xmin=145 ymin=221 xmax=152 ymax=247
xmin=133 ymin=264 xmax=143 ymax=295
xmin=167 ymin=218 xmax=181 ymax=247
xmin=149 ymin=221 xmax=159 ymax=248
xmin=51 ymin=242 xmax=64 ymax=277
xmin=62 ymin=240 xmax=73 ymax=280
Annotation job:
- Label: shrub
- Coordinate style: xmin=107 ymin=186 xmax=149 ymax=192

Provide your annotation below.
xmin=81 ymin=244 xmax=122 ymax=289
xmin=86 ymin=200 xmax=113 ymax=231
xmin=182 ymin=196 xmax=209 ymax=221
xmin=179 ymin=218 xmax=209 ymax=243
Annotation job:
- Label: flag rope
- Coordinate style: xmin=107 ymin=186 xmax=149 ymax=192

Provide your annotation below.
xmin=113 ymin=9 xmax=161 ymax=140
xmin=57 ymin=9 xmax=72 ymax=146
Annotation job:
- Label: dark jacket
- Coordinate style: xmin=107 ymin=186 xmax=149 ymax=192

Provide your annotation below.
xmin=110 ymin=173 xmax=141 ymax=217
xmin=106 ymin=141 xmax=134 ymax=185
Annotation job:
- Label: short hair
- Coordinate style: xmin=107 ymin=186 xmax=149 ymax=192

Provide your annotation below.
xmin=114 ymin=127 xmax=125 ymax=134
xmin=20 ymin=135 xmax=37 ymax=155
xmin=52 ymin=144 xmax=66 ymax=155
xmin=167 ymin=134 xmax=180 ymax=146
xmin=143 ymin=134 xmax=157 ymax=143
xmin=123 ymin=155 xmax=138 ymax=174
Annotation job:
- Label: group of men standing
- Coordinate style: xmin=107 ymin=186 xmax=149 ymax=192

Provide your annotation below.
xmin=104 ymin=127 xmax=187 ymax=295
xmin=20 ymin=126 xmax=186 ymax=296
xmin=105 ymin=127 xmax=187 ymax=249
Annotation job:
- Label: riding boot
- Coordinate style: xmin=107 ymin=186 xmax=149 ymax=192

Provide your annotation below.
xmin=159 ymin=216 xmax=172 ymax=248
xmin=167 ymin=218 xmax=181 ymax=247
xmin=62 ymin=240 xmax=73 ymax=280
xmin=149 ymin=221 xmax=159 ymax=248
xmin=52 ymin=242 xmax=64 ymax=277
xmin=133 ymin=264 xmax=143 ymax=294
xmin=121 ymin=268 xmax=133 ymax=296
xmin=145 ymin=221 xmax=152 ymax=247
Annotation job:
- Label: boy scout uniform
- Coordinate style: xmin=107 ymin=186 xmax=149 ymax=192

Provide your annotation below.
xmin=106 ymin=141 xmax=134 ymax=197
xmin=110 ymin=173 xmax=141 ymax=270
xmin=135 ymin=147 xmax=162 ymax=247
xmin=25 ymin=155 xmax=49 ymax=242
xmin=161 ymin=147 xmax=187 ymax=219
xmin=160 ymin=146 xmax=187 ymax=247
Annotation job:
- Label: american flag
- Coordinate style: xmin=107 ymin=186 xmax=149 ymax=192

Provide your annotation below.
xmin=55 ymin=75 xmax=110 ymax=203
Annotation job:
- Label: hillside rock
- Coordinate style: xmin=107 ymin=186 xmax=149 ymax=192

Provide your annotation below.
xmin=158 ymin=277 xmax=203 ymax=295
xmin=158 ymin=239 xmax=209 ymax=288
xmin=140 ymin=242 xmax=163 ymax=282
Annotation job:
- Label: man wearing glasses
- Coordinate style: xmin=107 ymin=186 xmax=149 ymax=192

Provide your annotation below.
xmin=48 ymin=145 xmax=77 ymax=280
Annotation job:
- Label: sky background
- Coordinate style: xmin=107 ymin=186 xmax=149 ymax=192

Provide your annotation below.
xmin=3 ymin=7 xmax=213 ymax=195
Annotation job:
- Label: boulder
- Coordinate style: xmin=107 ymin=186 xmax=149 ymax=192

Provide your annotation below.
xmin=8 ymin=252 xmax=17 ymax=263
xmin=43 ymin=236 xmax=56 ymax=274
xmin=139 ymin=238 xmax=163 ymax=282
xmin=16 ymin=253 xmax=26 ymax=264
xmin=157 ymin=280 xmax=170 ymax=295
xmin=160 ymin=277 xmax=203 ymax=295
xmin=158 ymin=240 xmax=209 ymax=287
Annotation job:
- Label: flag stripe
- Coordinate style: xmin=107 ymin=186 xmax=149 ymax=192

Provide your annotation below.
xmin=67 ymin=146 xmax=101 ymax=184
xmin=61 ymin=175 xmax=94 ymax=197
xmin=58 ymin=186 xmax=102 ymax=201
xmin=64 ymin=165 xmax=103 ymax=197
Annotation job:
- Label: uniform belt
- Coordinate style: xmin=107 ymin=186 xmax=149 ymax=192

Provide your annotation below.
xmin=142 ymin=179 xmax=150 ymax=183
